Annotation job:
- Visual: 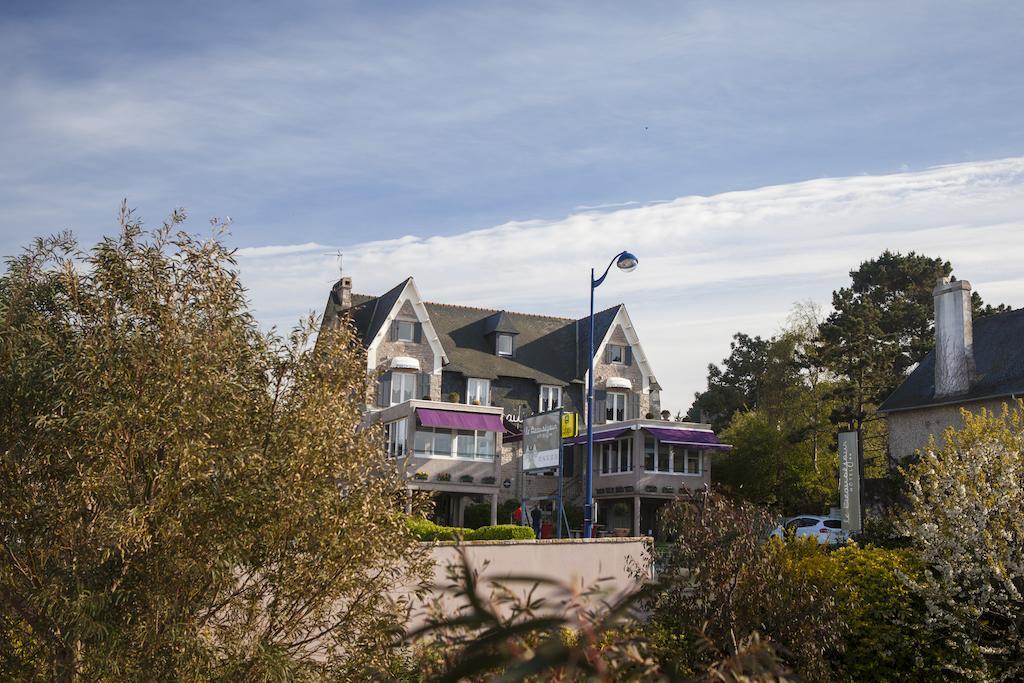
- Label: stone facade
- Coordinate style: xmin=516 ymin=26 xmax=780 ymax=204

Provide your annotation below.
xmin=886 ymin=398 xmax=1016 ymax=460
xmin=590 ymin=323 xmax=649 ymax=424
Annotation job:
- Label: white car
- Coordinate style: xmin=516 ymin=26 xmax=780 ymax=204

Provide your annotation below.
xmin=769 ymin=515 xmax=848 ymax=546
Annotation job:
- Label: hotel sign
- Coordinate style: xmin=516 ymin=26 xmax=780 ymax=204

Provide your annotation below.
xmin=523 ymin=410 xmax=562 ymax=471
xmin=838 ymin=430 xmax=862 ymax=534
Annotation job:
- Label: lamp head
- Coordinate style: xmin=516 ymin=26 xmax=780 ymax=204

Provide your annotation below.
xmin=616 ymin=251 xmax=639 ymax=272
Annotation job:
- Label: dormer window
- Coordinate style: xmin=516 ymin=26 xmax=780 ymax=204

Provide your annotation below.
xmin=496 ymin=333 xmax=514 ymax=357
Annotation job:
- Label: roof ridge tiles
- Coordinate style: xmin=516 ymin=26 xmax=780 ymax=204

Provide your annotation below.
xmin=423 ymin=299 xmax=575 ymax=322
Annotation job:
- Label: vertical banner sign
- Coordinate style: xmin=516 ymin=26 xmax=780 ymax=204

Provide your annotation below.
xmin=523 ymin=410 xmax=562 ymax=471
xmin=838 ymin=430 xmax=862 ymax=534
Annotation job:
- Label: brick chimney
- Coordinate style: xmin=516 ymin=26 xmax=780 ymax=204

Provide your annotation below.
xmin=933 ymin=276 xmax=976 ymax=398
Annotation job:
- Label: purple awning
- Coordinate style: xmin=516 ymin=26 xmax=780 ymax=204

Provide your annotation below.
xmin=644 ymin=427 xmax=731 ymax=449
xmin=563 ymin=427 xmax=629 ymax=446
xmin=416 ymin=408 xmax=506 ymax=432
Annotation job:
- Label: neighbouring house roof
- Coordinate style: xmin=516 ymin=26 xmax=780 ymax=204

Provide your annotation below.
xmin=879 ymin=308 xmax=1024 ymax=413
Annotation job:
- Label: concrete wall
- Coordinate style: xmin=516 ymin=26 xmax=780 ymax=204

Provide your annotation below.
xmin=886 ymin=398 xmax=1015 ymax=459
xmin=402 ymin=538 xmax=651 ymax=630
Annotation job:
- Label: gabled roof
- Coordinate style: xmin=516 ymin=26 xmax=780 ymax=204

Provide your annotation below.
xmin=879 ymin=308 xmax=1024 ymax=413
xmin=425 ymin=303 xmax=577 ymax=385
xmin=577 ymin=304 xmax=623 ymax=371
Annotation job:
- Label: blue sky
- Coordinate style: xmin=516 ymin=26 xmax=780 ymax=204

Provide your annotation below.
xmin=2 ymin=1 xmax=1024 ymax=409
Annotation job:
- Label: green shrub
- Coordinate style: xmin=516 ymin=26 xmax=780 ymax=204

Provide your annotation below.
xmin=406 ymin=518 xmax=534 ymax=542
xmin=465 ymin=525 xmax=535 ymax=541
xmin=406 ymin=518 xmax=471 ymax=542
xmin=462 ymin=502 xmax=492 ymax=529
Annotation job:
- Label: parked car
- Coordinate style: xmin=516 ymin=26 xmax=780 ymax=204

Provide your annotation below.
xmin=769 ymin=515 xmax=848 ymax=545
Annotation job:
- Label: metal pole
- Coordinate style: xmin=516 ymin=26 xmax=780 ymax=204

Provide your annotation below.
xmin=584 ymin=268 xmax=595 ymax=539
xmin=557 ymin=409 xmax=564 ymax=538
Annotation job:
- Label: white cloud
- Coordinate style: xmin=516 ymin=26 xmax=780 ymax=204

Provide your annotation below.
xmin=237 ymin=157 xmax=1024 ymax=413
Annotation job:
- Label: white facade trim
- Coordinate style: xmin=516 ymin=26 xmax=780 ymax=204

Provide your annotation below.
xmin=584 ymin=305 xmax=656 ymax=393
xmin=366 ymin=278 xmax=448 ymax=373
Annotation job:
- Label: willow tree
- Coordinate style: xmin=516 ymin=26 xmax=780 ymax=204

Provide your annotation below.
xmin=0 ymin=206 xmax=427 ymax=681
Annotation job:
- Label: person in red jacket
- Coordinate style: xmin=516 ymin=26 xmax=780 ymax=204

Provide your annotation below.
xmin=513 ymin=505 xmax=523 ymax=525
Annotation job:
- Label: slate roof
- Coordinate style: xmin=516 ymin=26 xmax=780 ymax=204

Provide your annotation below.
xmin=425 ymin=302 xmax=580 ymax=386
xmin=879 ymin=308 xmax=1024 ymax=413
xmin=576 ymin=304 xmax=622 ymax=370
xmin=325 ymin=278 xmax=411 ymax=345
xmin=326 ymin=277 xmax=627 ymax=386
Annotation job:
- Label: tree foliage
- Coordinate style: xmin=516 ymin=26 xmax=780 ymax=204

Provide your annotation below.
xmin=649 ymin=490 xmax=841 ymax=681
xmin=0 ymin=207 xmax=427 ymax=681
xmin=901 ymin=403 xmax=1024 ymax=681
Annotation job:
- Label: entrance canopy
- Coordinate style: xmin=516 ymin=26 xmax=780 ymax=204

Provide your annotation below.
xmin=644 ymin=426 xmax=730 ymax=449
xmin=416 ymin=408 xmax=506 ymax=432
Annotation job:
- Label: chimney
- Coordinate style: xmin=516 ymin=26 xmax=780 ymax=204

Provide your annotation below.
xmin=933 ymin=276 xmax=976 ymax=398
xmin=337 ymin=276 xmax=352 ymax=310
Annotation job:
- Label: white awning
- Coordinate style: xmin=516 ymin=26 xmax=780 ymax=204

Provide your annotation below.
xmin=606 ymin=377 xmax=632 ymax=390
xmin=390 ymin=356 xmax=421 ymax=371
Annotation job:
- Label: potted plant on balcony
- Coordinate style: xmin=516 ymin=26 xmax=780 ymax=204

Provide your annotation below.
xmin=661 ymin=486 xmax=674 ymax=494
xmin=435 ymin=472 xmax=451 ymax=482
xmin=459 ymin=474 xmax=474 ymax=483
xmin=448 ymin=392 xmax=460 ymax=403
xmin=481 ymin=475 xmax=496 ymax=485
xmin=413 ymin=471 xmax=428 ymax=481
xmin=644 ymin=485 xmax=657 ymax=493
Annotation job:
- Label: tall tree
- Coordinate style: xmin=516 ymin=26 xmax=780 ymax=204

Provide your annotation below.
xmin=0 ymin=207 xmax=427 ymax=681
xmin=813 ymin=250 xmax=1005 ymax=469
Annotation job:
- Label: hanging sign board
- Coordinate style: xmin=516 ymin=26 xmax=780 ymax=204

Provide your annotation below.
xmin=523 ymin=410 xmax=562 ymax=471
xmin=561 ymin=412 xmax=579 ymax=439
xmin=838 ymin=430 xmax=862 ymax=534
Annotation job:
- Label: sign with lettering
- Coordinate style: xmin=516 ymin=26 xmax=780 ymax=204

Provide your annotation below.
xmin=523 ymin=410 xmax=562 ymax=471
xmin=838 ymin=430 xmax=862 ymax=534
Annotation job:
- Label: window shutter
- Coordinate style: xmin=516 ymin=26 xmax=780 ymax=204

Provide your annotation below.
xmin=418 ymin=372 xmax=430 ymax=400
xmin=414 ymin=322 xmax=423 ymax=343
xmin=378 ymin=371 xmax=392 ymax=407
xmin=593 ymin=389 xmax=607 ymax=425
xmin=605 ymin=346 xmax=612 ymax=363
xmin=625 ymin=346 xmax=633 ymax=366
xmin=628 ymin=393 xmax=640 ymax=420
xmin=390 ymin=321 xmax=398 ymax=341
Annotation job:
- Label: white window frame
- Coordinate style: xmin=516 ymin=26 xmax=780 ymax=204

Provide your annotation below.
xmin=643 ymin=439 xmax=702 ymax=476
xmin=539 ymin=385 xmax=562 ymax=412
xmin=385 ymin=419 xmax=407 ymax=458
xmin=394 ymin=319 xmax=416 ymax=342
xmin=390 ymin=372 xmax=415 ymax=406
xmin=599 ymin=438 xmax=633 ymax=475
xmin=606 ymin=392 xmax=626 ymax=422
xmin=414 ymin=426 xmax=495 ymax=461
xmin=496 ymin=333 xmax=513 ymax=357
xmin=466 ymin=378 xmax=490 ymax=405
xmin=607 ymin=344 xmax=625 ymax=364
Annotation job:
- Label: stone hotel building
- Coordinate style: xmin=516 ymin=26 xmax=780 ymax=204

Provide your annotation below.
xmin=321 ymin=275 xmax=729 ymax=537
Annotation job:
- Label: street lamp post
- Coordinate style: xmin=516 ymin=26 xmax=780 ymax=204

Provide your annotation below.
xmin=584 ymin=251 xmax=638 ymax=539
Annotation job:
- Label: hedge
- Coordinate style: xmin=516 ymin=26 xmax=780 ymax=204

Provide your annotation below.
xmin=407 ymin=518 xmax=536 ymax=542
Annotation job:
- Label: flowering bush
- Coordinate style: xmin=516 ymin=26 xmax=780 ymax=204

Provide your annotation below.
xmin=900 ymin=403 xmax=1024 ymax=680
